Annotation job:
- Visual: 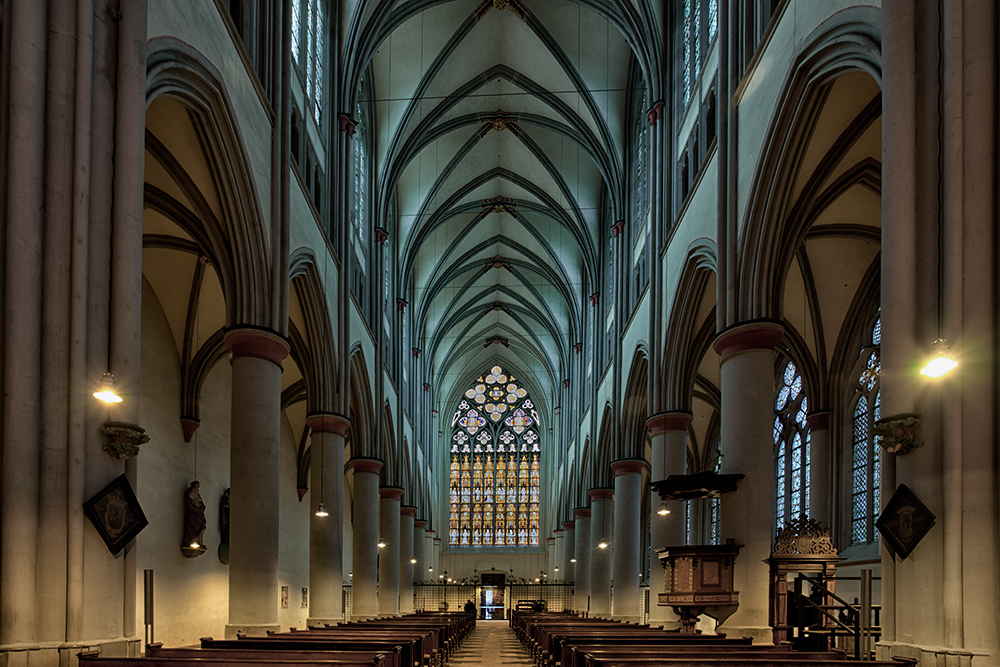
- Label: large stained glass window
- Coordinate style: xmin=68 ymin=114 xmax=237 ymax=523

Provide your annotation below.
xmin=449 ymin=365 xmax=540 ymax=547
xmin=851 ymin=315 xmax=881 ymax=544
xmin=774 ymin=360 xmax=810 ymax=528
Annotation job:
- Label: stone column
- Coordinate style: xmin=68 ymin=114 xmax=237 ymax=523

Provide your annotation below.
xmin=433 ymin=537 xmax=441 ymax=577
xmin=805 ymin=412 xmax=831 ymax=529
xmin=349 ymin=458 xmax=383 ymax=620
xmin=547 ymin=537 xmax=556 ymax=580
xmin=424 ymin=530 xmax=435 ymax=580
xmin=553 ymin=529 xmax=564 ymax=581
xmin=647 ymin=413 xmax=691 ymax=626
xmin=713 ymin=322 xmax=783 ymax=643
xmin=612 ymin=459 xmax=645 ymax=623
xmin=573 ymin=509 xmax=591 ymax=613
xmin=307 ymin=413 xmax=349 ymax=626
xmin=413 ymin=519 xmax=427 ymax=584
xmin=377 ymin=487 xmax=402 ymax=616
xmin=225 ymin=328 xmax=290 ymax=637
xmin=399 ymin=505 xmax=416 ymax=614
xmin=562 ymin=521 xmax=575 ymax=584
xmin=589 ymin=488 xmax=614 ymax=616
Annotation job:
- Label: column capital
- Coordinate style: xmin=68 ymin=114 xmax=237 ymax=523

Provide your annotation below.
xmin=349 ymin=457 xmax=384 ymax=474
xmin=554 ymin=528 xmax=564 ymax=535
xmin=573 ymin=508 xmax=591 ymax=519
xmin=424 ymin=529 xmax=435 ymax=536
xmin=224 ymin=327 xmax=290 ymax=366
xmin=611 ymin=458 xmax=647 ymax=476
xmin=338 ymin=113 xmax=357 ymax=135
xmin=713 ymin=321 xmax=784 ymax=361
xmin=547 ymin=537 xmax=556 ymax=544
xmin=379 ymin=486 xmax=404 ymax=500
xmin=400 ymin=505 xmax=417 ymax=517
xmin=646 ymin=100 xmax=667 ymax=125
xmin=588 ymin=487 xmax=614 ymax=501
xmin=414 ymin=520 xmax=428 ymax=529
xmin=806 ymin=411 xmax=831 ymax=430
xmin=647 ymin=411 xmax=693 ymax=435
xmin=306 ymin=412 xmax=350 ymax=435
xmin=433 ymin=537 xmax=441 ymax=544
xmin=562 ymin=521 xmax=575 ymax=530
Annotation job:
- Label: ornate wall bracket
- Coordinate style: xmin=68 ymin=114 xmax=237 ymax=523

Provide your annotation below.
xmin=101 ymin=422 xmax=150 ymax=459
xmin=873 ymin=412 xmax=922 ymax=455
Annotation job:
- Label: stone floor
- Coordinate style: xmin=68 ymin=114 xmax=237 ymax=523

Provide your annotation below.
xmin=449 ymin=620 xmax=533 ymax=667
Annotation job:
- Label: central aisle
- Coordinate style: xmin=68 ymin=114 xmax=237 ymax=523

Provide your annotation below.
xmin=450 ymin=620 xmax=533 ymax=667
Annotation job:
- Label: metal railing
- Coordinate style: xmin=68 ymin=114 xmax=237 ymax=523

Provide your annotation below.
xmin=792 ymin=569 xmax=880 ymax=660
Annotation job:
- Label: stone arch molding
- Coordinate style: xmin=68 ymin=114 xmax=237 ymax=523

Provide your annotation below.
xmin=145 ymin=37 xmax=272 ymax=328
xmin=737 ymin=7 xmax=882 ymax=323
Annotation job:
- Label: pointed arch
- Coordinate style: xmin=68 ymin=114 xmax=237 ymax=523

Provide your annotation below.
xmin=145 ymin=37 xmax=272 ymax=326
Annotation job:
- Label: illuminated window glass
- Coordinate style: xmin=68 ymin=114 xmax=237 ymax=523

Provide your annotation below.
xmin=450 ymin=365 xmax=540 ymax=547
xmin=851 ymin=314 xmax=881 ymax=544
xmin=291 ymin=0 xmax=325 ymax=125
xmin=353 ymin=96 xmax=366 ymax=244
xmin=774 ymin=360 xmax=810 ymax=528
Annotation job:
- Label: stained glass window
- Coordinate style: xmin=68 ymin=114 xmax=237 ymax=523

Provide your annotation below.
xmin=291 ymin=0 xmax=325 ymax=125
xmin=353 ymin=95 xmax=366 ymax=244
xmin=774 ymin=360 xmax=810 ymax=527
xmin=450 ymin=365 xmax=541 ymax=547
xmin=851 ymin=315 xmax=881 ymax=544
xmin=680 ymin=0 xmax=719 ymax=109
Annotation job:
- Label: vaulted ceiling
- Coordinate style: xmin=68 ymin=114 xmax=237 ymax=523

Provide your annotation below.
xmin=355 ymin=0 xmax=645 ymax=412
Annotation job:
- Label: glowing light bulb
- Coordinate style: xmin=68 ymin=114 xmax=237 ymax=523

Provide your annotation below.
xmin=920 ymin=338 xmax=958 ymax=378
xmin=315 ymin=503 xmax=329 ymax=517
xmin=93 ymin=372 xmax=123 ymax=403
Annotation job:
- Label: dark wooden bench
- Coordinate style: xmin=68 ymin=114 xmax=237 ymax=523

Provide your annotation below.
xmin=263 ymin=628 xmax=433 ymax=667
xmin=204 ymin=635 xmax=421 ymax=667
xmin=583 ymin=658 xmax=910 ymax=667
xmin=78 ymin=652 xmax=381 ymax=667
xmin=146 ymin=644 xmax=392 ymax=667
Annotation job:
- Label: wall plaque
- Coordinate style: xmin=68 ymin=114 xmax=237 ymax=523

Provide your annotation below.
xmin=876 ymin=483 xmax=935 ymax=560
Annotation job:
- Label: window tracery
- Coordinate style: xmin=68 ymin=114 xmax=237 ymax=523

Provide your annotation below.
xmin=449 ymin=366 xmax=541 ymax=547
xmin=774 ymin=360 xmax=810 ymax=527
xmin=851 ymin=315 xmax=881 ymax=544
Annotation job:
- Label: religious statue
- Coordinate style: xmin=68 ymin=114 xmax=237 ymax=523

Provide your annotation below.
xmin=182 ymin=481 xmax=207 ymax=552
xmin=218 ymin=487 xmax=231 ymax=564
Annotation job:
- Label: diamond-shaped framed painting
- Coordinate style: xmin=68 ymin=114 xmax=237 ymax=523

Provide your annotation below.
xmin=83 ymin=474 xmax=148 ymax=556
xmin=876 ymin=483 xmax=935 ymax=560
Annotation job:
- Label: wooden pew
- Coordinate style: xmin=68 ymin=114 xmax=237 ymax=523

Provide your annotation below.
xmin=268 ymin=627 xmax=434 ymax=667
xmin=78 ymin=651 xmax=381 ymax=667
xmin=205 ymin=635 xmax=423 ymax=667
xmin=146 ymin=644 xmax=393 ymax=667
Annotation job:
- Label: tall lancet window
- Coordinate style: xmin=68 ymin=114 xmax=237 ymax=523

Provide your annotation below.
xmin=449 ymin=366 xmax=541 ymax=547
xmin=774 ymin=360 xmax=810 ymax=527
xmin=291 ymin=0 xmax=325 ymax=125
xmin=851 ymin=314 xmax=881 ymax=544
xmin=352 ymin=95 xmax=367 ymax=247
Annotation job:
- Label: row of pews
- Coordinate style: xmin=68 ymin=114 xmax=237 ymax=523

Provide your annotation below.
xmin=511 ymin=612 xmax=910 ymax=667
xmin=79 ymin=612 xmax=475 ymax=667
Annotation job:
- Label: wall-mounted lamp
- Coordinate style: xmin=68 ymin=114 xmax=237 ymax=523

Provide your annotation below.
xmin=410 ymin=558 xmax=418 ymax=564
xmin=377 ymin=538 xmax=387 ymax=548
xmin=570 ymin=557 xmax=577 ymax=563
xmin=920 ymin=338 xmax=958 ymax=378
xmin=94 ymin=372 xmax=124 ymax=403
xmin=597 ymin=538 xmax=608 ymax=549
xmin=657 ymin=500 xmax=671 ymax=516
xmin=314 ymin=502 xmax=329 ymax=517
